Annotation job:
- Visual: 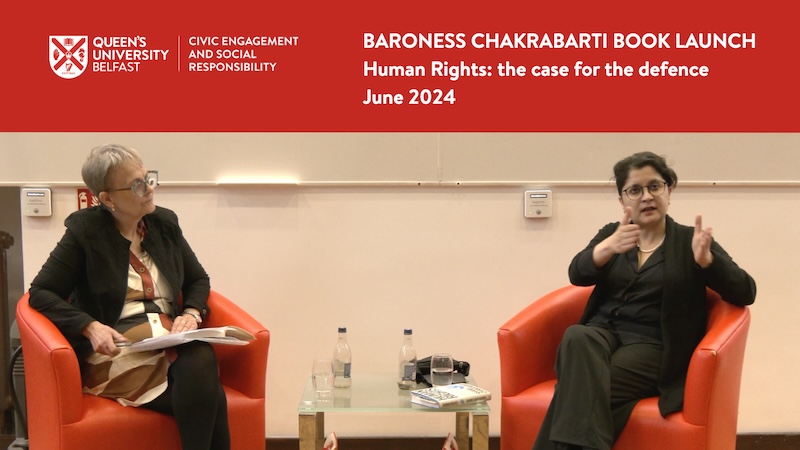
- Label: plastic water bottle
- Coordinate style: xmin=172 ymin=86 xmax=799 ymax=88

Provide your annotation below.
xmin=397 ymin=329 xmax=417 ymax=390
xmin=333 ymin=327 xmax=352 ymax=388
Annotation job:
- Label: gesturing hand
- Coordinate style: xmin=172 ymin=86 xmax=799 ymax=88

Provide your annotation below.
xmin=693 ymin=214 xmax=714 ymax=268
xmin=608 ymin=207 xmax=641 ymax=254
xmin=593 ymin=207 xmax=640 ymax=268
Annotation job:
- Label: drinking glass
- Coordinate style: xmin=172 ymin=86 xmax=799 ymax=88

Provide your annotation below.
xmin=312 ymin=358 xmax=334 ymax=398
xmin=430 ymin=353 xmax=454 ymax=386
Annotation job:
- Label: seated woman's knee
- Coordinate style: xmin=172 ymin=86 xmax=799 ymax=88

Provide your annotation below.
xmin=176 ymin=342 xmax=218 ymax=371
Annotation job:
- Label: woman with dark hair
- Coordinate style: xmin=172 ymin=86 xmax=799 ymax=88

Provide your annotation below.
xmin=29 ymin=144 xmax=230 ymax=450
xmin=532 ymin=151 xmax=756 ymax=450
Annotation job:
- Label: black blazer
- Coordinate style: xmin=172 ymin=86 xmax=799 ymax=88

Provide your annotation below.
xmin=568 ymin=215 xmax=756 ymax=416
xmin=29 ymin=206 xmax=210 ymax=359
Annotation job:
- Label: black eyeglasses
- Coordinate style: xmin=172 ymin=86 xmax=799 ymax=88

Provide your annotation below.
xmin=622 ymin=180 xmax=666 ymax=200
xmin=106 ymin=170 xmax=159 ymax=197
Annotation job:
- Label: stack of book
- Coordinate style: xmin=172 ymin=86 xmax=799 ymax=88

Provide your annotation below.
xmin=410 ymin=383 xmax=491 ymax=408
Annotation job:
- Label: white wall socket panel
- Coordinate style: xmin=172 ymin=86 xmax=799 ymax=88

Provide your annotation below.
xmin=523 ymin=189 xmax=552 ymax=218
xmin=21 ymin=187 xmax=52 ymax=217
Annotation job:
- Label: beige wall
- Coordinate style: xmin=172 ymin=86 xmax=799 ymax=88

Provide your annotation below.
xmin=6 ymin=133 xmax=799 ymax=438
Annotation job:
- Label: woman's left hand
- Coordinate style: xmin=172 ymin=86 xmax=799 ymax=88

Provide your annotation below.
xmin=171 ymin=313 xmax=200 ymax=333
xmin=692 ymin=214 xmax=714 ymax=268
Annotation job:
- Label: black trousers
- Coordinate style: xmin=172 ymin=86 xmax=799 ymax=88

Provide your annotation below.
xmin=532 ymin=325 xmax=662 ymax=450
xmin=142 ymin=341 xmax=231 ymax=450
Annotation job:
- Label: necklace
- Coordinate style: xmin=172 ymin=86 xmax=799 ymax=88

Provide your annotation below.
xmin=638 ymin=234 xmax=666 ymax=253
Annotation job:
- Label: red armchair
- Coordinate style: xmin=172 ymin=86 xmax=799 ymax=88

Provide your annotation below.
xmin=497 ymin=285 xmax=750 ymax=450
xmin=16 ymin=289 xmax=270 ymax=450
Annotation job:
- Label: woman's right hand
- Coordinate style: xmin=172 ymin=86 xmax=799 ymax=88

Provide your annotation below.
xmin=82 ymin=321 xmax=127 ymax=356
xmin=592 ymin=207 xmax=641 ymax=267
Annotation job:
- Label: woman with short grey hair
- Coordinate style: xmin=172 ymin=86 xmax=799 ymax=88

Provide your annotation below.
xmin=30 ymin=143 xmax=230 ymax=450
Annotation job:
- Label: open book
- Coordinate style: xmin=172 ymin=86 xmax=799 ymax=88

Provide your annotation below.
xmin=410 ymin=383 xmax=491 ymax=408
xmin=124 ymin=326 xmax=255 ymax=353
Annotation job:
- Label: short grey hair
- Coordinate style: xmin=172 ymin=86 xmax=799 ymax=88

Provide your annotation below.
xmin=82 ymin=144 xmax=143 ymax=196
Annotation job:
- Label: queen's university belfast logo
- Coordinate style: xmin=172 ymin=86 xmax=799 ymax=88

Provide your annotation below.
xmin=50 ymin=36 xmax=88 ymax=79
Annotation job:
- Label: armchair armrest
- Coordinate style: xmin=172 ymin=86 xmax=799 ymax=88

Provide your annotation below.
xmin=204 ymin=290 xmax=269 ymax=399
xmin=497 ymin=285 xmax=592 ymax=397
xmin=16 ymin=293 xmax=84 ymax=426
xmin=683 ymin=291 xmax=750 ymax=427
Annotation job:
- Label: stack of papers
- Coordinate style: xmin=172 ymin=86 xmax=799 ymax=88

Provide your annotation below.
xmin=124 ymin=326 xmax=255 ymax=352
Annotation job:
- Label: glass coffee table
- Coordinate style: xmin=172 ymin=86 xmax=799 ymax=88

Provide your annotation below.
xmin=298 ymin=372 xmax=489 ymax=450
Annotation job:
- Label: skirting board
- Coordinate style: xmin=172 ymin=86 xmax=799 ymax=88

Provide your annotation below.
xmin=265 ymin=434 xmax=799 ymax=450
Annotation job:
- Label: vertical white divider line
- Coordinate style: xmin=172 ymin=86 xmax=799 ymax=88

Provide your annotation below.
xmin=177 ymin=35 xmax=181 ymax=72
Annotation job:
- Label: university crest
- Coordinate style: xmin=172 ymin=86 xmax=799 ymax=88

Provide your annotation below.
xmin=50 ymin=35 xmax=88 ymax=79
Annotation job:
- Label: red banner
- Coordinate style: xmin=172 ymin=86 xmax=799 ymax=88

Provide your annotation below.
xmin=3 ymin=0 xmax=797 ymax=132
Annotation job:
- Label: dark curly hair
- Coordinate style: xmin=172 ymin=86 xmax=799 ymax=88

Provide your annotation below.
xmin=613 ymin=151 xmax=678 ymax=196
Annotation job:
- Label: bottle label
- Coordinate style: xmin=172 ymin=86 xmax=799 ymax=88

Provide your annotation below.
xmin=402 ymin=363 xmax=416 ymax=381
xmin=343 ymin=362 xmax=351 ymax=378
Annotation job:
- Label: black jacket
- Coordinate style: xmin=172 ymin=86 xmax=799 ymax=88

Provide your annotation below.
xmin=29 ymin=206 xmax=210 ymax=359
xmin=568 ymin=215 xmax=756 ymax=416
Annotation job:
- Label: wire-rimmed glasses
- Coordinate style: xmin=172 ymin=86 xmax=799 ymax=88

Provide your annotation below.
xmin=106 ymin=170 xmax=159 ymax=197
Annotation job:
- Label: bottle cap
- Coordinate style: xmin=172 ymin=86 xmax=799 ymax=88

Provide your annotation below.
xmin=338 ymin=327 xmax=347 ymax=333
xmin=404 ymin=329 xmax=412 ymax=335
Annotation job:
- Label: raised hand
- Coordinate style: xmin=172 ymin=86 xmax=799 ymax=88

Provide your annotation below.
xmin=692 ymin=214 xmax=714 ymax=268
xmin=593 ymin=207 xmax=641 ymax=267
xmin=609 ymin=207 xmax=641 ymax=253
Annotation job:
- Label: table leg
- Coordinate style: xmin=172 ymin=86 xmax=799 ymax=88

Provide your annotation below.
xmin=455 ymin=412 xmax=470 ymax=450
xmin=472 ymin=414 xmax=489 ymax=450
xmin=299 ymin=412 xmax=324 ymax=450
